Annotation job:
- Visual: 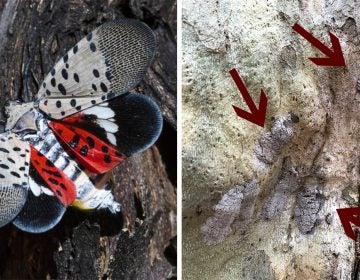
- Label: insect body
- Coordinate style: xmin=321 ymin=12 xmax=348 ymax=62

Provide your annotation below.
xmin=0 ymin=19 xmax=163 ymax=233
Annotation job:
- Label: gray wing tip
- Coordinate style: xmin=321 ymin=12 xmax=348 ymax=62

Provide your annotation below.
xmin=96 ymin=18 xmax=156 ymax=94
xmin=98 ymin=18 xmax=156 ymax=51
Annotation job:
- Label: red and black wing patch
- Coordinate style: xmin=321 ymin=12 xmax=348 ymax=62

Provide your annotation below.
xmin=12 ymin=146 xmax=78 ymax=233
xmin=29 ymin=146 xmax=76 ymax=206
xmin=49 ymin=93 xmax=163 ymax=174
xmin=48 ymin=121 xmax=126 ymax=174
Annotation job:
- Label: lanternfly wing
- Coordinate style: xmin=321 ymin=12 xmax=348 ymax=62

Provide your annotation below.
xmin=0 ymin=133 xmax=30 ymax=228
xmin=29 ymin=146 xmax=77 ymax=206
xmin=12 ymin=162 xmax=66 ymax=233
xmin=49 ymin=93 xmax=163 ymax=174
xmin=12 ymin=145 xmax=77 ymax=233
xmin=36 ymin=19 xmax=155 ymax=119
xmin=0 ymin=19 xmax=159 ymax=233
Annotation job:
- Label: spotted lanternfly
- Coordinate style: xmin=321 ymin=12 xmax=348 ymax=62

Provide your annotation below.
xmin=0 ymin=19 xmax=162 ymax=233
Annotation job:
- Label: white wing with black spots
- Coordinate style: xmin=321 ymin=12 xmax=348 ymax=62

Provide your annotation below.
xmin=0 ymin=132 xmax=30 ymax=227
xmin=36 ymin=19 xmax=155 ymax=120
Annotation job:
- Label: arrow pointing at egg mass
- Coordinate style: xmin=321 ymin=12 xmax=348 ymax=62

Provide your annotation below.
xmin=292 ymin=23 xmax=345 ymax=66
xmin=337 ymin=207 xmax=360 ymax=240
xmin=229 ymin=68 xmax=268 ymax=127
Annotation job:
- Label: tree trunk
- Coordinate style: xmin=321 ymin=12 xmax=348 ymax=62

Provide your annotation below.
xmin=183 ymin=1 xmax=359 ymax=279
xmin=0 ymin=0 xmax=176 ymax=279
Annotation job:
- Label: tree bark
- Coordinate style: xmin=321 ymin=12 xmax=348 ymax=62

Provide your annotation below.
xmin=183 ymin=0 xmax=359 ymax=279
xmin=0 ymin=0 xmax=176 ymax=279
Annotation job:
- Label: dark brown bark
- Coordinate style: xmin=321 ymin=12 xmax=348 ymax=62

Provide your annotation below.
xmin=0 ymin=0 xmax=177 ymax=279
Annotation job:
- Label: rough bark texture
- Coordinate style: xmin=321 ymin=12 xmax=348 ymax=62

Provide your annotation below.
xmin=183 ymin=0 xmax=359 ymax=279
xmin=0 ymin=0 xmax=176 ymax=279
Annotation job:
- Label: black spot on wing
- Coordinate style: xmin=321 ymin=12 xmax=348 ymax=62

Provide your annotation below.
xmin=0 ymin=164 xmax=9 ymax=169
xmin=79 ymin=145 xmax=88 ymax=156
xmin=41 ymin=168 xmax=59 ymax=177
xmin=58 ymin=84 xmax=66 ymax=95
xmin=69 ymin=135 xmax=80 ymax=148
xmin=90 ymin=42 xmax=96 ymax=52
xmin=49 ymin=178 xmax=59 ymax=185
xmin=61 ymin=69 xmax=68 ymax=80
xmin=74 ymin=73 xmax=79 ymax=83
xmin=93 ymin=69 xmax=99 ymax=78
xmin=102 ymin=146 xmax=108 ymax=153
xmin=100 ymin=82 xmax=108 ymax=92
xmin=0 ymin=148 xmax=9 ymax=153
xmin=86 ymin=137 xmax=95 ymax=148
xmin=11 ymin=171 xmax=21 ymax=178
xmin=104 ymin=154 xmax=111 ymax=163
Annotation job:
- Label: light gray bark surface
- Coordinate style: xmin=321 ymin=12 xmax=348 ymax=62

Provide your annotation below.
xmin=183 ymin=0 xmax=359 ymax=279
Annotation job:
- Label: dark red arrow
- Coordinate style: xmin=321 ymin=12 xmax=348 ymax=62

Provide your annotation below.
xmin=337 ymin=207 xmax=360 ymax=240
xmin=229 ymin=68 xmax=267 ymax=127
xmin=292 ymin=23 xmax=345 ymax=66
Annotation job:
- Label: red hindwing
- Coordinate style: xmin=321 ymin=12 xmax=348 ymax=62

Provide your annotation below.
xmin=30 ymin=146 xmax=76 ymax=206
xmin=49 ymin=119 xmax=126 ymax=174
